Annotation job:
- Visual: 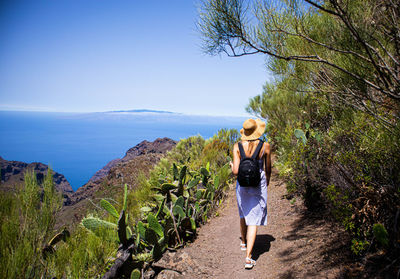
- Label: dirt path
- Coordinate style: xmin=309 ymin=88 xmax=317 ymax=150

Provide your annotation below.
xmin=154 ymin=169 xmax=349 ymax=279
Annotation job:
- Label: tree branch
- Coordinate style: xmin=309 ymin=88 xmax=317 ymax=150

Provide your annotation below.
xmin=304 ymin=0 xmax=339 ymax=16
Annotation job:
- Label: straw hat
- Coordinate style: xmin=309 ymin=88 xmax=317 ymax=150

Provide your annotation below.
xmin=240 ymin=118 xmax=266 ymax=141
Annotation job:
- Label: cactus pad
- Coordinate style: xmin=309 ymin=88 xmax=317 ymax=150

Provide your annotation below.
xmin=100 ymin=199 xmax=119 ymax=219
xmin=130 ymin=269 xmax=141 ymax=279
xmin=147 ymin=213 xmax=164 ymax=237
xmin=81 ymin=217 xmax=117 ymax=233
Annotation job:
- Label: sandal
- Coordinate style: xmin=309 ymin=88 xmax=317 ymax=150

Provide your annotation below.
xmin=244 ymin=257 xmax=256 ymax=269
xmin=240 ymin=243 xmax=247 ymax=251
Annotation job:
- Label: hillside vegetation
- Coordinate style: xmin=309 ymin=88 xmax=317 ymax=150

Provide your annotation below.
xmin=0 ymin=129 xmax=239 ymax=278
xmin=198 ymin=0 xmax=400 ymax=275
xmin=2 ymin=0 xmax=399 ymax=277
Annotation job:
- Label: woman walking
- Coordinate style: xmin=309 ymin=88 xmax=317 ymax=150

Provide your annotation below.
xmin=230 ymin=118 xmax=271 ymax=269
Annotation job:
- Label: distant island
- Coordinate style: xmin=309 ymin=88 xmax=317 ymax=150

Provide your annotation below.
xmin=106 ymin=109 xmax=176 ymax=114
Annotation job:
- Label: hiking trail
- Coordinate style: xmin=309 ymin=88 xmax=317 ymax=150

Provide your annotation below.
xmin=154 ymin=168 xmax=348 ymax=279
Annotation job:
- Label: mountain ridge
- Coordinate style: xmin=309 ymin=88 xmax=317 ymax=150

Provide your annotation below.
xmin=0 ymin=157 xmax=73 ymax=204
xmin=106 ymin=109 xmax=176 ymax=114
xmin=56 ymin=137 xmax=177 ymax=228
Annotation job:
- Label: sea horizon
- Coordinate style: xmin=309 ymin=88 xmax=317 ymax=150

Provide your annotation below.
xmin=0 ymin=107 xmax=253 ymax=118
xmin=0 ymin=110 xmax=249 ymax=191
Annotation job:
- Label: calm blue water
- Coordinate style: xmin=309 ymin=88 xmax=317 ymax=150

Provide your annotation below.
xmin=0 ymin=111 xmax=247 ymax=190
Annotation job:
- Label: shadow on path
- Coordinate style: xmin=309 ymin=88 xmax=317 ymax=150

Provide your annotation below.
xmin=253 ymin=234 xmax=276 ymax=260
xmin=276 ymin=208 xmax=351 ymax=278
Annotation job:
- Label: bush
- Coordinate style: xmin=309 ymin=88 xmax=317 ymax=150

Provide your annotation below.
xmin=0 ymin=169 xmax=62 ymax=278
xmin=74 ymin=129 xmax=237 ymax=278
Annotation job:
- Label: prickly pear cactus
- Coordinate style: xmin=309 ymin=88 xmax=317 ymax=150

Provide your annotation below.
xmin=147 ymin=213 xmax=164 ymax=237
xmin=144 ymin=227 xmax=158 ymax=245
xmin=118 ymin=210 xmax=128 ymax=246
xmin=130 ymin=268 xmax=141 ymax=279
xmin=173 ymin=204 xmax=185 ymax=219
xmin=100 ymin=199 xmax=119 ymax=219
xmin=175 ymin=196 xmax=184 ymax=208
xmin=48 ymin=227 xmax=70 ymax=246
xmin=187 ymin=177 xmax=200 ymax=189
xmin=161 ymin=183 xmax=176 ymax=193
xmin=42 ymin=228 xmax=71 ymax=259
xmin=172 ymin=163 xmax=179 ymax=181
xmin=177 ymin=165 xmax=187 ymax=196
xmin=123 ymin=183 xmax=128 ymax=211
xmin=213 ymin=175 xmax=220 ymax=190
xmin=81 ymin=216 xmax=117 ymax=233
xmin=179 ymin=165 xmax=187 ymax=183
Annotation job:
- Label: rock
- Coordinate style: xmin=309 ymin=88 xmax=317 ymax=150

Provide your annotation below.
xmin=0 ymin=158 xmax=73 ymax=205
xmin=87 ymin=158 xmax=121 ymax=183
xmin=155 ymin=270 xmax=183 ymax=279
xmin=143 ymin=267 xmax=156 ymax=279
xmin=123 ymin=138 xmax=176 ymax=161
xmin=153 ymin=251 xmax=199 ymax=274
xmin=85 ymin=138 xmax=176 ymax=184
xmin=57 ymin=137 xmax=177 ymax=228
xmin=68 ymin=138 xmax=176 ymax=206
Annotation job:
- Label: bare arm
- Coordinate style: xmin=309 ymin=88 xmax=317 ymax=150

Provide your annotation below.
xmin=230 ymin=143 xmax=240 ymax=175
xmin=264 ymin=142 xmax=271 ymax=185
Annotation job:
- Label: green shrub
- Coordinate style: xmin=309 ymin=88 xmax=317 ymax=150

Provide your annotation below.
xmin=47 ymin=226 xmax=117 ymax=278
xmin=68 ymin=129 xmax=237 ymax=277
xmin=372 ymin=223 xmax=389 ymax=248
xmin=0 ymin=169 xmax=62 ymax=278
xmin=351 ymin=239 xmax=370 ymax=256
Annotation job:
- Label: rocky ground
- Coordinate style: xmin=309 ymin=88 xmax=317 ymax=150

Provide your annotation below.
xmin=152 ymin=168 xmax=352 ymax=279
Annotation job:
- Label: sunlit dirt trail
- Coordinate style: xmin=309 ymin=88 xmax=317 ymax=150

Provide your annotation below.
xmin=154 ymin=168 xmax=347 ymax=279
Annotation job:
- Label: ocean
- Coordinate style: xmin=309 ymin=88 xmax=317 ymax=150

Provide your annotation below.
xmin=0 ymin=111 xmax=247 ymax=191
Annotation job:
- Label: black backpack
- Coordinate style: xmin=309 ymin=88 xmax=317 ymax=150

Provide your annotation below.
xmin=237 ymin=140 xmax=264 ymax=187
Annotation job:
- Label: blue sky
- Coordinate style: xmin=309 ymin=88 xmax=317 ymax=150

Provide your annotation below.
xmin=0 ymin=0 xmax=270 ymax=116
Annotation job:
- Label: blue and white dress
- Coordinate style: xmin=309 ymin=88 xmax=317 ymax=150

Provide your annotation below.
xmin=236 ymin=148 xmax=268 ymax=226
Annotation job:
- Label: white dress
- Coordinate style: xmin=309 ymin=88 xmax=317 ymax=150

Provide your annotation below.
xmin=236 ymin=148 xmax=268 ymax=226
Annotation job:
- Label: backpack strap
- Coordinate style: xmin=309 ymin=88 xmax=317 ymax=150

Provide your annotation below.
xmin=260 ymin=142 xmax=267 ymax=167
xmin=238 ymin=140 xmax=264 ymax=160
xmin=251 ymin=140 xmax=264 ymax=160
xmin=238 ymin=142 xmax=247 ymax=159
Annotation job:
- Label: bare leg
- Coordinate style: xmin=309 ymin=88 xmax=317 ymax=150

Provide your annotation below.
xmin=246 ymin=225 xmax=257 ymax=259
xmin=240 ymin=218 xmax=247 ymax=244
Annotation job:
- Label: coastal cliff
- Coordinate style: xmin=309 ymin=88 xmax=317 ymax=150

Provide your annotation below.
xmin=87 ymin=137 xmax=176 ymax=184
xmin=0 ymin=156 xmax=73 ymax=204
xmin=57 ymin=137 xmax=176 ymax=227
xmin=0 ymin=138 xmax=176 ymax=228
